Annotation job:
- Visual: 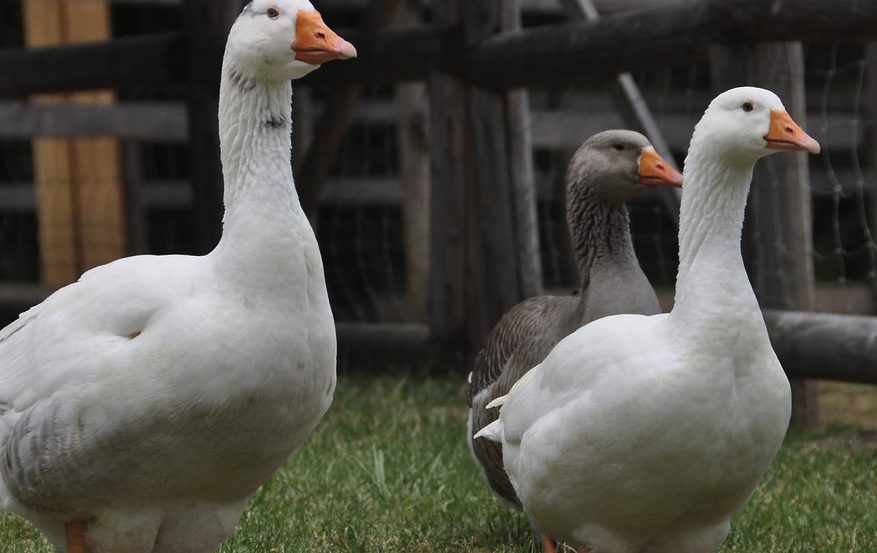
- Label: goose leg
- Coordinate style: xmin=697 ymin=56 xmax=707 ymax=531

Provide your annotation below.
xmin=65 ymin=520 xmax=88 ymax=553
xmin=542 ymin=534 xmax=558 ymax=553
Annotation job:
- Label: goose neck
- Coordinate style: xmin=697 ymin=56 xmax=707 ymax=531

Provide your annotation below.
xmin=671 ymin=149 xmax=759 ymax=325
xmin=218 ymin=58 xmax=296 ymax=214
xmin=568 ymin=198 xmax=639 ymax=286
xmin=211 ymin=57 xmax=313 ymax=284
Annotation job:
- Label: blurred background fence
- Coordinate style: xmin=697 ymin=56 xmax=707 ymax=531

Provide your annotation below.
xmin=1 ymin=0 xmax=876 ymax=426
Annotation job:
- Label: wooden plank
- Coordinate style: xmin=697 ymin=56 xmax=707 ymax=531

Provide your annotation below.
xmin=506 ymin=87 xmax=542 ymax=299
xmin=426 ymin=0 xmax=542 ymax=356
xmin=4 ymin=1 xmax=877 ymax=96
xmin=395 ymin=0 xmax=431 ymax=324
xmin=714 ymin=0 xmax=877 ymax=42
xmin=23 ymin=0 xmax=77 ymax=284
xmin=0 ymin=33 xmax=180 ymax=97
xmin=764 ymin=310 xmax=877 ymax=385
xmin=869 ymin=44 xmax=877 ymax=304
xmin=0 ymin=101 xmax=188 ymax=141
xmin=311 ymin=309 xmax=877 ymax=381
xmin=317 ymin=177 xmax=403 ymax=204
xmin=427 ymin=0 xmax=465 ymax=348
xmin=335 ymin=322 xmax=433 ymax=362
xmin=3 ymin=99 xmax=863 ymax=151
xmin=468 ymin=86 xmax=525 ymax=337
xmin=63 ymin=2 xmax=127 ymax=272
xmin=427 ymin=70 xmax=468 ymax=347
xmin=397 ymin=84 xmax=431 ymax=323
xmin=465 ymin=0 xmax=542 ymax=335
xmin=68 ymin=131 xmax=126 ymax=273
xmin=23 ymin=0 xmax=127 ymax=285
xmin=30 ymin=138 xmax=79 ymax=284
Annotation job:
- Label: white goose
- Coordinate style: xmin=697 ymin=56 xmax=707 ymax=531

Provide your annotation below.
xmin=476 ymin=87 xmax=820 ymax=553
xmin=467 ymin=130 xmax=682 ymax=507
xmin=0 ymin=1 xmax=354 ymax=552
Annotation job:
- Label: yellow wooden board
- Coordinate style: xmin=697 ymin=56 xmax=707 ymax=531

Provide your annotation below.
xmin=23 ymin=0 xmax=126 ymax=286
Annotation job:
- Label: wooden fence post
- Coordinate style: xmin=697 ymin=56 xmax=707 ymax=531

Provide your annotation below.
xmin=22 ymin=0 xmax=126 ymax=285
xmin=396 ymin=0 xmax=431 ymax=324
xmin=428 ymin=0 xmax=541 ymax=360
xmin=869 ymin=43 xmax=877 ymax=309
xmin=710 ymin=42 xmax=821 ymax=426
xmin=428 ymin=0 xmax=468 ymax=354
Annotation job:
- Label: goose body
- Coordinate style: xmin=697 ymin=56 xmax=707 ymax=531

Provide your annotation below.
xmin=0 ymin=1 xmax=355 ymax=551
xmin=467 ymin=130 xmax=682 ymax=506
xmin=476 ymin=87 xmax=819 ymax=553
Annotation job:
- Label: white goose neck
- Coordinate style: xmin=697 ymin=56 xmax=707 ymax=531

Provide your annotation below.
xmin=671 ymin=141 xmax=761 ymax=327
xmin=217 ymin=56 xmax=298 ymax=225
xmin=210 ymin=54 xmax=319 ymax=292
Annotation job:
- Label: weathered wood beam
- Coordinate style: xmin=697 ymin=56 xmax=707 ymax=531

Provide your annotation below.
xmin=287 ymin=0 xmax=877 ymax=89
xmin=0 ymin=101 xmax=188 ymax=140
xmin=2 ymin=0 xmax=875 ymax=97
xmin=0 ymin=33 xmax=183 ymax=97
xmin=764 ymin=310 xmax=877 ymax=385
xmin=714 ymin=0 xmax=877 ymax=43
xmin=327 ymin=311 xmax=877 ymax=378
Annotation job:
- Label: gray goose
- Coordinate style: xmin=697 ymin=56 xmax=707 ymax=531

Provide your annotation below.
xmin=467 ymin=130 xmax=682 ymax=507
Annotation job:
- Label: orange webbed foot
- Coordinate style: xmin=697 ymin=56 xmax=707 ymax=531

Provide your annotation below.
xmin=65 ymin=520 xmax=88 ymax=553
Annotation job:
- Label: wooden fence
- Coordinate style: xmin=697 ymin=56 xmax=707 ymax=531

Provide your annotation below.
xmin=0 ymin=0 xmax=876 ymax=400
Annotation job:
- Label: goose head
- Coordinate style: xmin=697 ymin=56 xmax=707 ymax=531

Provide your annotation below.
xmin=566 ymin=130 xmax=682 ymax=204
xmin=692 ymin=86 xmax=820 ymax=164
xmin=226 ymin=0 xmax=357 ymax=82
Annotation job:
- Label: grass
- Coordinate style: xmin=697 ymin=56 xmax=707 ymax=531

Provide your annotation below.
xmin=0 ymin=368 xmax=875 ymax=552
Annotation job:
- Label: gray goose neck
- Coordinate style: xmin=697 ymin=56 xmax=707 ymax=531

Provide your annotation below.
xmin=567 ymin=193 xmax=639 ymax=287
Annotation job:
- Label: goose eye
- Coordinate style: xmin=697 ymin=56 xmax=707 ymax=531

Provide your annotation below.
xmin=612 ymin=142 xmax=627 ymax=152
xmin=741 ymin=102 xmax=754 ymax=113
xmin=266 ymin=7 xmax=280 ymax=18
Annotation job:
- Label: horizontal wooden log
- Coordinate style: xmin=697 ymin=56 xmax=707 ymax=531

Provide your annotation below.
xmin=338 ymin=311 xmax=877 ymax=379
xmin=333 ymin=311 xmax=877 ymax=378
xmin=764 ymin=309 xmax=877 ymax=385
xmin=1 ymin=0 xmax=875 ymax=96
xmin=459 ymin=0 xmax=877 ymax=90
xmin=713 ymin=0 xmax=877 ymax=42
xmin=0 ymin=33 xmax=183 ymax=97
xmin=0 ymin=101 xmax=187 ymax=140
xmin=460 ymin=2 xmax=708 ymax=91
xmin=335 ymin=322 xmax=436 ymax=362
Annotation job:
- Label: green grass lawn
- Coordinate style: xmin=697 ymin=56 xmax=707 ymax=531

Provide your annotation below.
xmin=1 ymin=368 xmax=875 ymax=552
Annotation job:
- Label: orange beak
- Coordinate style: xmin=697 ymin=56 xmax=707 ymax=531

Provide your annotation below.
xmin=637 ymin=149 xmax=683 ymax=187
xmin=293 ymin=10 xmax=357 ymax=65
xmin=764 ymin=110 xmax=820 ymax=154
